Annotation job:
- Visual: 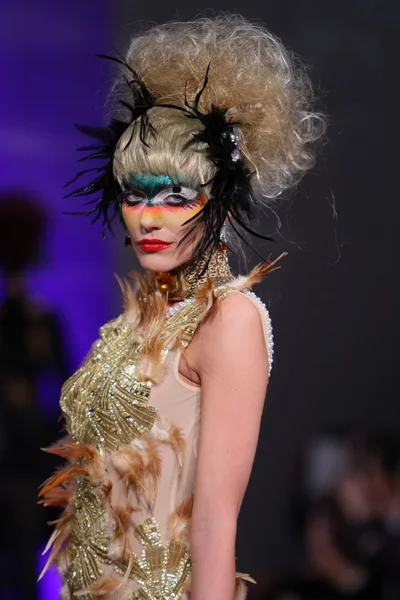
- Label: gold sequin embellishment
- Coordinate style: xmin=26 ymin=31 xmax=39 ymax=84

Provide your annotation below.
xmin=68 ymin=476 xmax=110 ymax=598
xmin=115 ymin=518 xmax=191 ymax=600
xmin=61 ymin=316 xmax=157 ymax=450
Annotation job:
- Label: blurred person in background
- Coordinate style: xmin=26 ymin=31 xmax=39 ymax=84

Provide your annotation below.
xmin=335 ymin=433 xmax=400 ymax=599
xmin=0 ymin=191 xmax=68 ymax=600
xmin=263 ymin=431 xmax=400 ymax=600
xmin=263 ymin=496 xmax=382 ymax=600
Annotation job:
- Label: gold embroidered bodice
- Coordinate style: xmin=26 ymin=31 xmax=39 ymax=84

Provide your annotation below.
xmin=40 ymin=264 xmax=274 ymax=600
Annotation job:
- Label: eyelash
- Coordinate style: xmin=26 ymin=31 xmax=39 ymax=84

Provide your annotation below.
xmin=122 ymin=193 xmax=198 ymax=208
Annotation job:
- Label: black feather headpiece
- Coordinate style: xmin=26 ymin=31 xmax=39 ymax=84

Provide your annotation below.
xmin=64 ymin=54 xmax=155 ymax=234
xmin=65 ymin=58 xmax=273 ymax=255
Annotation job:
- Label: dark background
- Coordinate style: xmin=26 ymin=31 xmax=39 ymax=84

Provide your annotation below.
xmin=0 ymin=1 xmax=396 ymax=598
xmin=115 ymin=0 xmax=396 ymax=574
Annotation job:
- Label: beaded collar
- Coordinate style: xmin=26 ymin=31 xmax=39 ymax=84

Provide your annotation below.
xmin=155 ymin=243 xmax=234 ymax=301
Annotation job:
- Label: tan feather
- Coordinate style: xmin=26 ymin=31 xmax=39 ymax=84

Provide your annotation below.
xmin=101 ymin=478 xmax=113 ymax=499
xmin=42 ymin=441 xmax=98 ymax=461
xmin=234 ymin=578 xmax=249 ymax=600
xmin=166 ymin=423 xmax=186 ymax=468
xmin=141 ymin=434 xmax=162 ymax=507
xmin=74 ymin=574 xmax=122 ymax=597
xmin=38 ymin=486 xmax=73 ymax=508
xmin=119 ymin=269 xmax=168 ymax=338
xmin=113 ymin=506 xmax=135 ymax=543
xmin=116 ymin=273 xmax=141 ymax=338
xmin=167 ymin=494 xmax=194 ymax=542
xmin=39 ymin=464 xmax=87 ymax=498
xmin=152 ymin=416 xmax=186 ymax=470
xmin=111 ymin=446 xmax=147 ymax=492
xmin=38 ymin=511 xmax=72 ymax=580
xmin=42 ymin=442 xmax=105 ymax=484
xmin=135 ymin=349 xmax=168 ymax=383
xmin=42 ymin=527 xmax=61 ymax=555
xmin=59 ymin=582 xmax=72 ymax=600
xmin=230 ymin=253 xmax=287 ymax=291
xmin=194 ymin=276 xmax=215 ymax=306
xmin=116 ymin=551 xmax=134 ymax=592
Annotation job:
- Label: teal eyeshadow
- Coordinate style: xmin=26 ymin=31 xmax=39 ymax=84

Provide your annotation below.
xmin=123 ymin=173 xmax=199 ymax=198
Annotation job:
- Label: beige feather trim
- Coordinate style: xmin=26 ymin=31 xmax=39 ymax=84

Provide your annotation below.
xmin=118 ymin=254 xmax=285 ymax=386
xmin=111 ymin=436 xmax=162 ymax=508
xmin=152 ymin=415 xmax=186 ymax=470
xmin=42 ymin=441 xmax=105 ymax=485
xmin=167 ymin=494 xmax=194 ymax=543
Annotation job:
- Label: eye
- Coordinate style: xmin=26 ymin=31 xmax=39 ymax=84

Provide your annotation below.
xmin=122 ymin=189 xmax=146 ymax=206
xmin=164 ymin=186 xmax=199 ymax=207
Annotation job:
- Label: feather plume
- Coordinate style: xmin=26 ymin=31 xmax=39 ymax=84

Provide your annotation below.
xmin=43 ymin=441 xmax=98 ymax=461
xmin=38 ymin=505 xmax=74 ymax=580
xmin=39 ymin=464 xmax=87 ymax=499
xmin=64 ymin=54 xmax=155 ymax=235
xmin=38 ymin=486 xmax=73 ymax=509
xmin=112 ymin=505 xmax=135 ymax=557
xmin=165 ymin=423 xmax=186 ymax=470
xmin=101 ymin=478 xmax=113 ymax=499
xmin=226 ymin=252 xmax=287 ymax=292
xmin=167 ymin=494 xmax=194 ymax=543
xmin=151 ymin=416 xmax=186 ymax=470
xmin=111 ymin=446 xmax=147 ymax=492
xmin=42 ymin=442 xmax=105 ymax=484
xmin=59 ymin=581 xmax=72 ymax=600
xmin=194 ymin=276 xmax=216 ymax=308
xmin=141 ymin=434 xmax=162 ymax=507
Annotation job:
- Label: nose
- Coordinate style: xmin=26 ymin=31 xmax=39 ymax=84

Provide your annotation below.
xmin=139 ymin=204 xmax=163 ymax=233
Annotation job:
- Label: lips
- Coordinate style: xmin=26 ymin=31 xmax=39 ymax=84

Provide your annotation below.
xmin=137 ymin=239 xmax=173 ymax=252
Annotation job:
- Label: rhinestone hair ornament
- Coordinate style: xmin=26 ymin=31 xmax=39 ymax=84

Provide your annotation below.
xmin=64 ymin=55 xmax=274 ymax=259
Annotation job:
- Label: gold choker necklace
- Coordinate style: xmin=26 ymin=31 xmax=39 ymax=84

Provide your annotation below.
xmin=155 ymin=244 xmax=234 ymax=301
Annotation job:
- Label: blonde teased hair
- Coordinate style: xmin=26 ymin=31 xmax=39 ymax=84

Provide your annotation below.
xmin=113 ymin=107 xmax=214 ymax=189
xmin=112 ymin=14 xmax=325 ymax=200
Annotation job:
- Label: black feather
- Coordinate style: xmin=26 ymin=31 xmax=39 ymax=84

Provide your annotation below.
xmin=64 ymin=54 xmax=155 ymax=234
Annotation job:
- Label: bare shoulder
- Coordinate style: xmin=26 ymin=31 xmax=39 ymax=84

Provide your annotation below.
xmin=202 ymin=291 xmax=265 ymax=338
xmin=195 ymin=291 xmax=268 ymax=375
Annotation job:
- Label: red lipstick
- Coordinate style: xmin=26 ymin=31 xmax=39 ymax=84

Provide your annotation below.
xmin=137 ymin=238 xmax=173 ymax=252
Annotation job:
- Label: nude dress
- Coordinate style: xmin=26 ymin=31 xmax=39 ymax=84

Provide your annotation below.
xmin=40 ymin=275 xmax=273 ymax=600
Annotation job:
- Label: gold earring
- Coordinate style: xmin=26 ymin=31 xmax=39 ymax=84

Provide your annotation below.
xmin=125 ymin=234 xmax=132 ymax=248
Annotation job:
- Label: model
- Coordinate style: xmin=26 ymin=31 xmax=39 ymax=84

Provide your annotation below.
xmin=39 ymin=15 xmax=324 ymax=600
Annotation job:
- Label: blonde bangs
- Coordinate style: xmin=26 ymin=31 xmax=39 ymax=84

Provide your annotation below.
xmin=113 ymin=107 xmax=215 ymax=189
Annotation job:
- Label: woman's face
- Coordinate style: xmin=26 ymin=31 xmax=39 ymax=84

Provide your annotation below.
xmin=121 ymin=172 xmax=207 ymax=272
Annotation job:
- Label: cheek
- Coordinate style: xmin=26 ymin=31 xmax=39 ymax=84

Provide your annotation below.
xmin=165 ymin=193 xmax=207 ymax=228
xmin=122 ymin=204 xmax=142 ymax=230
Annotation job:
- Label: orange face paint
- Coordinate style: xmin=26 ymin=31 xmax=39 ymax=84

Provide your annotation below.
xmin=122 ymin=193 xmax=207 ymax=231
xmin=121 ymin=172 xmax=207 ymax=231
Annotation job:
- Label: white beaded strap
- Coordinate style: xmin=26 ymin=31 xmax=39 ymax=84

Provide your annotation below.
xmin=165 ymin=297 xmax=196 ymax=318
xmin=166 ymin=290 xmax=274 ymax=371
xmin=243 ymin=290 xmax=274 ymax=371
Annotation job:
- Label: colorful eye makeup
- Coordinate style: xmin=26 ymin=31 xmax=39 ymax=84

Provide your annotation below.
xmin=121 ymin=172 xmax=207 ymax=230
xmin=122 ymin=173 xmax=200 ymax=206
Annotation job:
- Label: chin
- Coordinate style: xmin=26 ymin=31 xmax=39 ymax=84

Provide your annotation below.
xmin=136 ymin=252 xmax=188 ymax=273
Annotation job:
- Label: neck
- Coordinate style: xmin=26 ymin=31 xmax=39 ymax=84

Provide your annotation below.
xmin=154 ymin=244 xmax=234 ymax=301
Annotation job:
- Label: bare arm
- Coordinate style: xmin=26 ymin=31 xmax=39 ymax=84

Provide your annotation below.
xmin=190 ymin=292 xmax=270 ymax=600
